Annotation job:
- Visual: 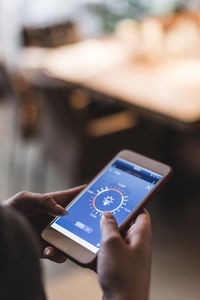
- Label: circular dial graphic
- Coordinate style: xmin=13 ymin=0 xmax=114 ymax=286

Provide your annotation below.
xmin=89 ymin=186 xmax=128 ymax=216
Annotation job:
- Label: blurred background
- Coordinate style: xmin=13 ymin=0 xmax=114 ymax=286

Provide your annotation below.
xmin=0 ymin=0 xmax=200 ymax=299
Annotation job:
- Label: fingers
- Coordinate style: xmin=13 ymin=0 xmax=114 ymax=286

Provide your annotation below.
xmin=100 ymin=212 xmax=121 ymax=244
xmin=49 ymin=185 xmax=86 ymax=207
xmin=126 ymin=210 xmax=152 ymax=247
xmin=134 ymin=210 xmax=151 ymax=231
xmin=44 ymin=246 xmax=67 ymax=263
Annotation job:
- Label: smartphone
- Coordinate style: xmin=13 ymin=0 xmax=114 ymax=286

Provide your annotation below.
xmin=42 ymin=150 xmax=172 ymax=266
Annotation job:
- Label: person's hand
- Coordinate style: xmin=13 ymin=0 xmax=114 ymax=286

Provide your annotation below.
xmin=2 ymin=185 xmax=85 ymax=263
xmin=97 ymin=210 xmax=152 ymax=300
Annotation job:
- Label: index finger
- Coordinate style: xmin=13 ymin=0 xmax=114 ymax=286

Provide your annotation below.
xmin=50 ymin=185 xmax=86 ymax=207
xmin=44 ymin=246 xmax=67 ymax=264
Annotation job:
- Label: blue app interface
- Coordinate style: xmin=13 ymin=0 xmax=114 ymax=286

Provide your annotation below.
xmin=52 ymin=158 xmax=162 ymax=252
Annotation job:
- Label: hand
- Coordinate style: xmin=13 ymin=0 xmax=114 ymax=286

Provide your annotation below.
xmin=2 ymin=185 xmax=85 ymax=263
xmin=97 ymin=210 xmax=152 ymax=300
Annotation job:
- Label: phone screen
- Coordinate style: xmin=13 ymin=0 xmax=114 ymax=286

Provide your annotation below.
xmin=51 ymin=158 xmax=163 ymax=253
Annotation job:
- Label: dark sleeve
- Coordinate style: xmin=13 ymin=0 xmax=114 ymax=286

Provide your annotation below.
xmin=0 ymin=206 xmax=46 ymax=300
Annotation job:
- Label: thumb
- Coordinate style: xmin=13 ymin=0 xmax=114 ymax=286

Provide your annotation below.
xmin=5 ymin=191 xmax=66 ymax=216
xmin=100 ymin=212 xmax=121 ymax=243
xmin=39 ymin=194 xmax=68 ymax=216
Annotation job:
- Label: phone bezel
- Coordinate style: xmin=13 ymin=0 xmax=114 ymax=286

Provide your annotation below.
xmin=42 ymin=149 xmax=172 ymax=266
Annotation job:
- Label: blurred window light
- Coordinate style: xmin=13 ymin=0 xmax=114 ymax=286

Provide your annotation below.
xmin=149 ymin=0 xmax=181 ymax=14
xmin=1 ymin=0 xmax=200 ymax=68
xmin=23 ymin=0 xmax=77 ymax=26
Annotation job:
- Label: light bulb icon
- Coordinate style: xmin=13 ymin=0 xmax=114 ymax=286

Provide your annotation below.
xmin=103 ymin=196 xmax=114 ymax=206
xmin=89 ymin=185 xmax=128 ymax=216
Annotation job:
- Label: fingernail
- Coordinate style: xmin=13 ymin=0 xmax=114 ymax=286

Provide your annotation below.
xmin=101 ymin=214 xmax=105 ymax=220
xmin=45 ymin=249 xmax=52 ymax=257
xmin=61 ymin=210 xmax=68 ymax=216
xmin=101 ymin=211 xmax=113 ymax=219
xmin=55 ymin=204 xmax=68 ymax=215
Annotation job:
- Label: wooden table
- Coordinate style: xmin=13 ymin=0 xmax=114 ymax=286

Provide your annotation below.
xmin=19 ymin=40 xmax=200 ymax=193
xmin=20 ymin=38 xmax=200 ymax=129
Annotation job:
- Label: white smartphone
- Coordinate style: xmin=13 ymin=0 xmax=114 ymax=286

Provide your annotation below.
xmin=42 ymin=150 xmax=172 ymax=266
